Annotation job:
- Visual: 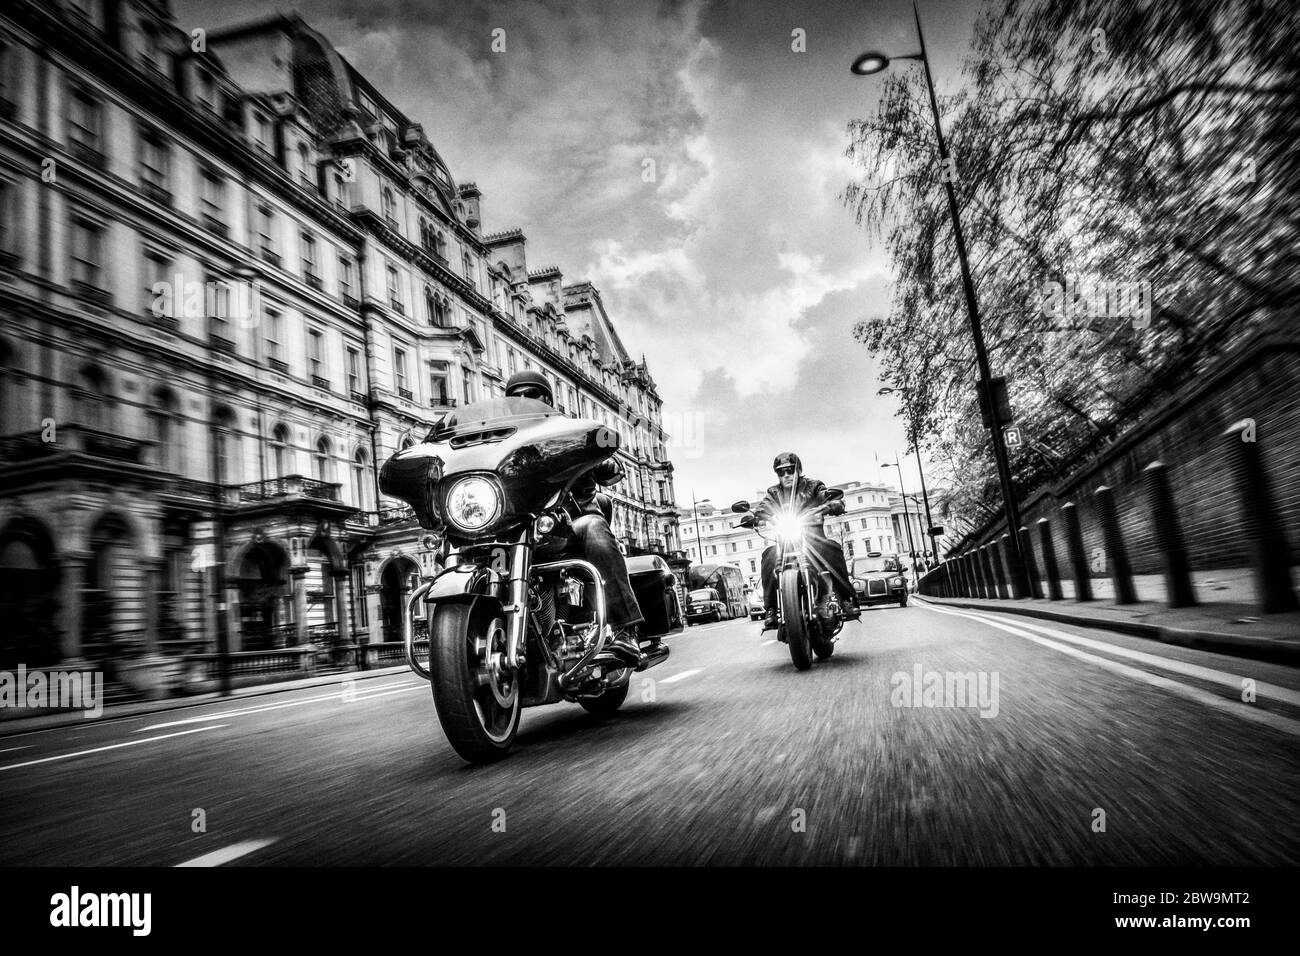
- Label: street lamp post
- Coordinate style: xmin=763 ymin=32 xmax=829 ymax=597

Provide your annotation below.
xmin=690 ymin=492 xmax=710 ymax=566
xmin=852 ymin=0 xmax=1028 ymax=596
xmin=878 ymin=384 xmax=940 ymax=568
xmin=882 ymin=458 xmax=920 ymax=585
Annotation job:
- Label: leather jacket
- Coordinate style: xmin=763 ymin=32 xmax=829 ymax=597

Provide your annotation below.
xmin=758 ymin=476 xmax=844 ymax=533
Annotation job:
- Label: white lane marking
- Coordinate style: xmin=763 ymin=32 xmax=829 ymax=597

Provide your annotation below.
xmin=175 ymin=838 xmax=278 ymax=868
xmin=0 ymin=745 xmax=32 ymax=754
xmin=137 ymin=680 xmax=420 ymax=731
xmin=762 ymin=639 xmax=777 ymax=646
xmin=0 ymin=726 xmax=226 ymax=773
xmin=926 ymin=605 xmax=1300 ymax=707
xmin=917 ymin=603 xmax=1300 ymax=737
xmin=659 ymin=668 xmax=703 ymax=685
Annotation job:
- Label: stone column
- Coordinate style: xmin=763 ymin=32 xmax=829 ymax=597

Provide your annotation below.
xmin=291 ymin=567 xmax=309 ymax=646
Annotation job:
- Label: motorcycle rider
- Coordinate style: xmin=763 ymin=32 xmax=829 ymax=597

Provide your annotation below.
xmin=757 ymin=451 xmax=861 ymax=631
xmin=502 ymin=370 xmax=649 ymax=666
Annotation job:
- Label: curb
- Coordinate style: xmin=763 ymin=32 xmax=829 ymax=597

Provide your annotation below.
xmin=0 ymin=665 xmax=414 ymax=737
xmin=915 ymin=598 xmax=1300 ymax=668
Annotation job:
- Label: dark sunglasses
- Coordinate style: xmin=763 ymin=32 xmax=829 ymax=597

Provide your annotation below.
xmin=515 ymin=387 xmax=546 ymax=400
xmin=775 ymin=466 xmax=796 ymax=476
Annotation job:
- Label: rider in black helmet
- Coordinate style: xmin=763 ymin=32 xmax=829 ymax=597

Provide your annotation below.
xmin=757 ymin=451 xmax=860 ymax=631
xmin=503 ymin=370 xmax=648 ymax=666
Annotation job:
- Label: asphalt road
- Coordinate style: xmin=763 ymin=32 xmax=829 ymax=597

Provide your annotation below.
xmin=3 ymin=598 xmax=1299 ymax=865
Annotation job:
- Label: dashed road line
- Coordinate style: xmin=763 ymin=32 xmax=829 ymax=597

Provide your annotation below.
xmin=659 ymin=668 xmax=703 ymax=685
xmin=137 ymin=680 xmax=419 ymax=731
xmin=175 ymin=838 xmax=278 ymax=867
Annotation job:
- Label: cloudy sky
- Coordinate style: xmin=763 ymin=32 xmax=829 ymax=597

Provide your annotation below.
xmin=176 ymin=0 xmax=985 ymax=504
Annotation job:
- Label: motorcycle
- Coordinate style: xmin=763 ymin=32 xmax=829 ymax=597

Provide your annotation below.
xmin=379 ymin=395 xmax=678 ymax=763
xmin=731 ymin=488 xmax=848 ymax=671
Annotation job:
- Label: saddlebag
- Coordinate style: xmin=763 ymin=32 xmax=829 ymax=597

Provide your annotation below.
xmin=625 ymin=555 xmax=684 ymax=639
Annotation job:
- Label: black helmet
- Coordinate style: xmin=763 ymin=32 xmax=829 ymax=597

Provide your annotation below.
xmin=773 ymin=451 xmax=802 ymax=473
xmin=504 ymin=369 xmax=553 ymax=405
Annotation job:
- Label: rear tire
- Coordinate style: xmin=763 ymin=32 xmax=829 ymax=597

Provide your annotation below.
xmin=429 ymin=600 xmax=521 ymax=764
xmin=780 ymin=569 xmax=812 ymax=671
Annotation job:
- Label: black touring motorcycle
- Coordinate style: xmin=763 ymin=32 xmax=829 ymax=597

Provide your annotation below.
xmin=730 ymin=488 xmax=848 ymax=671
xmin=379 ymin=396 xmax=680 ymax=763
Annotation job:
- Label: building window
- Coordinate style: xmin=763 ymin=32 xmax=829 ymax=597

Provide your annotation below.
xmin=346 ymin=347 xmax=361 ymax=395
xmin=749 ymin=559 xmax=757 ymax=573
xmin=296 ymin=143 xmax=313 ymax=188
xmin=149 ymin=388 xmax=179 ymax=472
xmin=333 ymin=172 xmax=349 ymax=210
xmin=381 ymin=188 xmax=396 ymax=225
xmin=196 ymin=69 xmax=217 ymax=111
xmin=462 ymin=367 xmax=474 ymax=405
xmin=256 ymin=204 xmax=276 ymax=262
xmin=338 ymin=255 xmax=355 ymax=303
xmin=199 ymin=169 xmax=224 ymax=230
xmin=428 ymin=361 xmax=450 ymax=406
xmin=138 ymin=127 xmax=170 ymax=199
xmin=69 ymin=216 xmax=104 ymax=289
xmin=271 ymin=424 xmax=290 ymax=476
xmin=307 ymin=328 xmax=325 ymax=381
xmin=393 ymin=346 xmax=408 ymax=393
xmin=67 ymin=86 xmax=102 ymax=158
xmin=300 ymin=231 xmax=318 ymax=283
xmin=462 ymin=251 xmax=474 ymax=285
xmin=386 ymin=263 xmax=403 ymax=312
xmin=314 ymin=438 xmax=332 ymax=483
xmin=253 ymin=112 xmax=271 ymax=151
xmin=264 ymin=307 xmax=283 ymax=363
xmin=352 ymin=449 xmax=369 ymax=510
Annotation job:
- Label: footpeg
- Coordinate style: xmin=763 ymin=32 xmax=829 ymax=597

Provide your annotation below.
xmin=634 ymin=643 xmax=670 ymax=671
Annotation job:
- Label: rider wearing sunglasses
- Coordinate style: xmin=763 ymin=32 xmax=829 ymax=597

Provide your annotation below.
xmin=502 ymin=370 xmax=650 ymax=666
xmin=757 ymin=451 xmax=860 ymax=631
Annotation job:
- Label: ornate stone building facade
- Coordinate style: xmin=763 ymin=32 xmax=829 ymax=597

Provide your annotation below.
xmin=0 ymin=1 xmax=680 ymax=676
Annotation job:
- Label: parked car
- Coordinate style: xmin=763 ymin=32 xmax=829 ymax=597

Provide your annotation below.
xmin=685 ymin=587 xmax=731 ymax=624
xmin=852 ymin=552 xmax=909 ymax=608
xmin=746 ymin=589 xmax=765 ymax=620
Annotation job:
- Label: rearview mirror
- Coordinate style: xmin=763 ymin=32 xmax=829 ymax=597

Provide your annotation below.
xmin=731 ymin=500 xmax=751 ymax=513
xmin=825 ymin=488 xmax=844 ymax=501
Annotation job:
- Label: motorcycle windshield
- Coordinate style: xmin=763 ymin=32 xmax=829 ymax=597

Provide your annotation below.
xmin=386 ymin=401 xmax=619 ymax=533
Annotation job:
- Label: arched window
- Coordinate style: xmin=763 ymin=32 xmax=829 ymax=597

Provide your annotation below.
xmin=314 ymin=437 xmax=332 ymax=483
xmin=352 ymin=448 xmax=370 ymax=511
xmin=425 ymin=286 xmax=438 ymax=326
xmin=418 ymin=218 xmax=430 ymax=251
xmin=381 ymin=188 xmax=395 ymax=223
xmin=271 ymin=423 xmax=290 ymax=477
xmin=296 ymin=143 xmax=312 ymax=186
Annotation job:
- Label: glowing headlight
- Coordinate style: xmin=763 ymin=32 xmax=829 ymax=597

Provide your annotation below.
xmin=890 ymin=576 xmax=905 ymax=586
xmin=774 ymin=513 xmax=804 ymax=544
xmin=444 ymin=476 xmax=502 ymax=532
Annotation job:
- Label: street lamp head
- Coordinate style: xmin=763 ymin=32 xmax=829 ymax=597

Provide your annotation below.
xmin=851 ymin=51 xmax=891 ymax=75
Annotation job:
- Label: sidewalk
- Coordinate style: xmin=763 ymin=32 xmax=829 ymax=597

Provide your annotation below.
xmin=916 ymin=593 xmax=1300 ymax=667
xmin=0 ymin=664 xmax=414 ymax=737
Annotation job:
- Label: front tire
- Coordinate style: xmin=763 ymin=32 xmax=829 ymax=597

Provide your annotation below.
xmin=780 ymin=569 xmax=812 ymax=671
xmin=899 ymin=594 xmax=908 ymax=607
xmin=429 ymin=601 xmax=521 ymax=764
xmin=579 ymin=671 xmax=630 ymax=716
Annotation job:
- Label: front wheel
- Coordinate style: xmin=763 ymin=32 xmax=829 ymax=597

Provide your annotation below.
xmin=899 ymin=594 xmax=908 ymax=607
xmin=780 ymin=568 xmax=812 ymax=671
xmin=429 ymin=601 xmax=521 ymax=764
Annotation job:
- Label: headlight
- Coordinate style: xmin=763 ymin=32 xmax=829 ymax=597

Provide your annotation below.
xmin=444 ymin=476 xmax=502 ymax=532
xmin=774 ymin=513 xmax=804 ymax=545
xmin=890 ymin=576 xmax=904 ymax=586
